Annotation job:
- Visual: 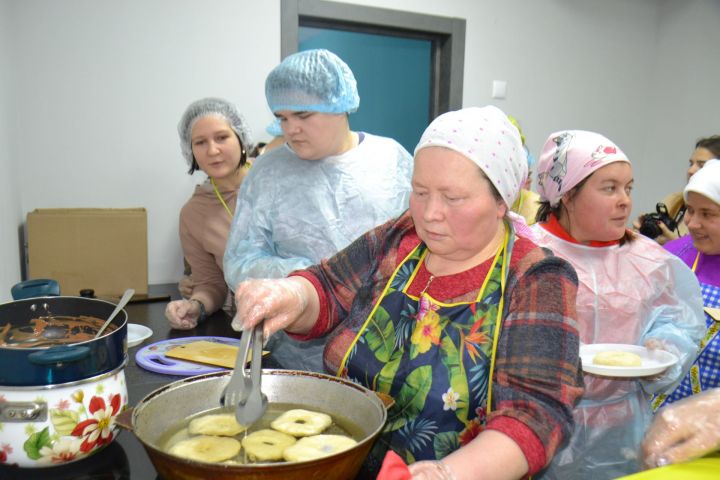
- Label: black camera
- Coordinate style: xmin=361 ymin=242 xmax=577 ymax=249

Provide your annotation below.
xmin=639 ymin=203 xmax=678 ymax=239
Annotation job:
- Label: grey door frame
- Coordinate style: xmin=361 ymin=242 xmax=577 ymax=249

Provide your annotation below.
xmin=280 ymin=0 xmax=465 ymax=118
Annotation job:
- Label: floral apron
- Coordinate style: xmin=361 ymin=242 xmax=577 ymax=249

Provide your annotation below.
xmin=652 ymin=281 xmax=720 ymax=410
xmin=338 ymin=230 xmax=511 ymax=463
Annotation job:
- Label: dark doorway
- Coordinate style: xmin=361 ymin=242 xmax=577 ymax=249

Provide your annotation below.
xmin=281 ymin=0 xmax=465 ymax=151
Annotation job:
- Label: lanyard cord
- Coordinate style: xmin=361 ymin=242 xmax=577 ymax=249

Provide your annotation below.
xmin=692 ymin=251 xmax=700 ymax=273
xmin=210 ymin=178 xmax=233 ymax=218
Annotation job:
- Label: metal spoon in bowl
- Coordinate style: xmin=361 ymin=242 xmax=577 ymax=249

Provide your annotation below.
xmin=95 ymin=288 xmax=135 ymax=338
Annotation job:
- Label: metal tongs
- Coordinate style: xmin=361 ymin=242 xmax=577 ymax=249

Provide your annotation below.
xmin=222 ymin=322 xmax=267 ymax=426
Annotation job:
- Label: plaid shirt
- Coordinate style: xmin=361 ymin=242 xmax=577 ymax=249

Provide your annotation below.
xmin=292 ymin=212 xmax=584 ymax=474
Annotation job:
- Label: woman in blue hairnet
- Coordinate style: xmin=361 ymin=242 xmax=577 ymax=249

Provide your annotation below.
xmin=223 ymin=49 xmax=413 ymax=372
xmin=165 ymin=97 xmax=254 ymax=329
xmin=530 ymin=130 xmax=705 ymax=479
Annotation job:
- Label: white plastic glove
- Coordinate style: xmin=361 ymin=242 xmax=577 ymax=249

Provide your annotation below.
xmin=165 ymin=299 xmax=202 ymax=330
xmin=408 ymin=460 xmax=457 ymax=480
xmin=642 ymin=388 xmax=720 ymax=468
xmin=178 ymin=274 xmax=194 ymax=299
xmin=232 ymin=278 xmax=308 ymax=339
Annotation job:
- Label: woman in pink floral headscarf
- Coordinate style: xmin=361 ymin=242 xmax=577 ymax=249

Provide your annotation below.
xmin=531 ymin=130 xmax=705 ymax=480
xmin=230 ymin=106 xmax=584 ymax=479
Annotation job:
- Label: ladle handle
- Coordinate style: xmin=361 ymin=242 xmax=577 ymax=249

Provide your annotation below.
xmin=95 ymin=288 xmax=135 ymax=338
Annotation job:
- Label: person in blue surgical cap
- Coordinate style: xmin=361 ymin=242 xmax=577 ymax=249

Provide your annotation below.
xmin=224 ymin=49 xmax=413 ymax=372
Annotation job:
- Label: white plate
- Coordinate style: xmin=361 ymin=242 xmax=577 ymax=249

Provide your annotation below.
xmin=127 ymin=323 xmax=153 ymax=348
xmin=580 ymin=343 xmax=678 ymax=377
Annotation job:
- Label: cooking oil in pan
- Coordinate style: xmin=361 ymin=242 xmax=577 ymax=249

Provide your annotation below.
xmin=157 ymin=402 xmax=364 ymax=465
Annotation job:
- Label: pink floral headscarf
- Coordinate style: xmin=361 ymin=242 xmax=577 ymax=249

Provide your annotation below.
xmin=536 ymin=130 xmax=630 ymax=207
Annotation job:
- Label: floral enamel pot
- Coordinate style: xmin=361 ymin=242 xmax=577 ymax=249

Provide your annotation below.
xmin=0 ymin=361 xmax=127 ymax=468
xmin=0 ymin=296 xmax=128 ymax=386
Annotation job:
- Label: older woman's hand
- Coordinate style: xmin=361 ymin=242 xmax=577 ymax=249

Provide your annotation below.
xmin=642 ymin=389 xmax=720 ymax=468
xmin=232 ymin=278 xmax=311 ymax=339
xmin=178 ymin=274 xmax=194 ymax=298
xmin=165 ymin=299 xmax=201 ymax=330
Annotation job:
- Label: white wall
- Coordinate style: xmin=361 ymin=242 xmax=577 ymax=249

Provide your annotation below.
xmin=641 ymin=0 xmax=720 ymax=212
xmin=8 ymin=0 xmax=281 ymax=298
xmin=0 ymin=0 xmax=23 ymax=301
xmin=1 ymin=0 xmax=718 ymax=301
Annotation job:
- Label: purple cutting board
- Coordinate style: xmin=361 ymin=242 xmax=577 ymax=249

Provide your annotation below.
xmin=134 ymin=336 xmax=241 ymax=376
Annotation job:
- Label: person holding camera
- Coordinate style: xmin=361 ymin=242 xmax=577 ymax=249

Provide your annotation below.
xmin=634 ymin=135 xmax=720 ymax=244
xmin=529 ymin=130 xmax=706 ymax=479
xmin=651 ymin=159 xmax=720 ymax=410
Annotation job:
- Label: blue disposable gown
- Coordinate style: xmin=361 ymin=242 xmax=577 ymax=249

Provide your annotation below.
xmin=531 ymin=225 xmax=705 ymax=479
xmin=224 ymin=133 xmax=413 ymax=371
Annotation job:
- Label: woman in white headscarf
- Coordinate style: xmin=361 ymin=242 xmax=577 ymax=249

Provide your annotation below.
xmin=531 ymin=130 xmax=706 ymax=480
xmin=231 ymin=106 xmax=584 ymax=479
xmin=653 ymin=159 xmax=720 ymax=409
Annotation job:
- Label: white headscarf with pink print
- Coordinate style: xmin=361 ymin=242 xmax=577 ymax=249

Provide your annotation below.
xmin=536 ymin=130 xmax=630 ymax=207
xmin=414 ymin=105 xmax=528 ymax=208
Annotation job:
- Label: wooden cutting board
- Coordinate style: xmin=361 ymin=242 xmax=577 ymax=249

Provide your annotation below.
xmin=164 ymin=340 xmax=268 ymax=368
xmin=165 ymin=340 xmax=243 ymax=369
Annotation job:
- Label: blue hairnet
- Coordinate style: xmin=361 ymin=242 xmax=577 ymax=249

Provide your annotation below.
xmin=266 ymin=118 xmax=282 ymax=137
xmin=178 ymin=97 xmax=254 ymax=166
xmin=524 ymin=146 xmax=536 ymax=169
xmin=265 ymin=49 xmax=360 ymax=114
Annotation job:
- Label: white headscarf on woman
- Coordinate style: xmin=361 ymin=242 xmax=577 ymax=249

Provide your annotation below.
xmin=685 ymin=158 xmax=720 ymax=204
xmin=414 ymin=105 xmax=528 ymax=208
xmin=414 ymin=105 xmax=532 ymax=237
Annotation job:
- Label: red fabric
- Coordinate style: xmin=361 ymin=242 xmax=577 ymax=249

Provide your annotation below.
xmin=286 ymin=271 xmax=330 ymax=341
xmin=540 ymin=214 xmax=621 ymax=247
xmin=487 ymin=416 xmax=546 ymax=475
xmin=403 ymin=234 xmax=537 ymax=300
xmin=377 ymin=450 xmax=412 ymax=480
xmin=291 ymin=224 xmax=540 ymax=339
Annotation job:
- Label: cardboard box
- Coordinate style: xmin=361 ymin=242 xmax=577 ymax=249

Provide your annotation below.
xmin=27 ymin=208 xmax=148 ymax=297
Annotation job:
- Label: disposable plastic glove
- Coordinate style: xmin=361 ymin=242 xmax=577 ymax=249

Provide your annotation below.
xmin=642 ymin=388 xmax=720 ymax=468
xmin=232 ymin=278 xmax=308 ymax=339
xmin=165 ymin=299 xmax=201 ymax=330
xmin=378 ymin=451 xmax=457 ymax=480
xmin=643 ymin=338 xmax=681 ymax=382
xmin=408 ymin=460 xmax=458 ymax=480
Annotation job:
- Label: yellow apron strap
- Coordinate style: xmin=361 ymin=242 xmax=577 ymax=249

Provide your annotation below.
xmin=486 ymin=228 xmax=509 ymax=414
xmin=335 ymin=243 xmax=425 ymax=377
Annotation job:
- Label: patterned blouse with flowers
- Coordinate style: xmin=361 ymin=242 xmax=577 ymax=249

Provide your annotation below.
xmin=291 ymin=211 xmax=584 ymax=475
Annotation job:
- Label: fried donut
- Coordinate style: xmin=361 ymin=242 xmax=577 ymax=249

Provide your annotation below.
xmin=283 ymin=434 xmax=358 ymax=462
xmin=169 ymin=435 xmax=241 ymax=463
xmin=241 ymin=428 xmax=297 ymax=462
xmin=188 ymin=413 xmax=247 ymax=437
xmin=270 ymin=408 xmax=332 ymax=437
